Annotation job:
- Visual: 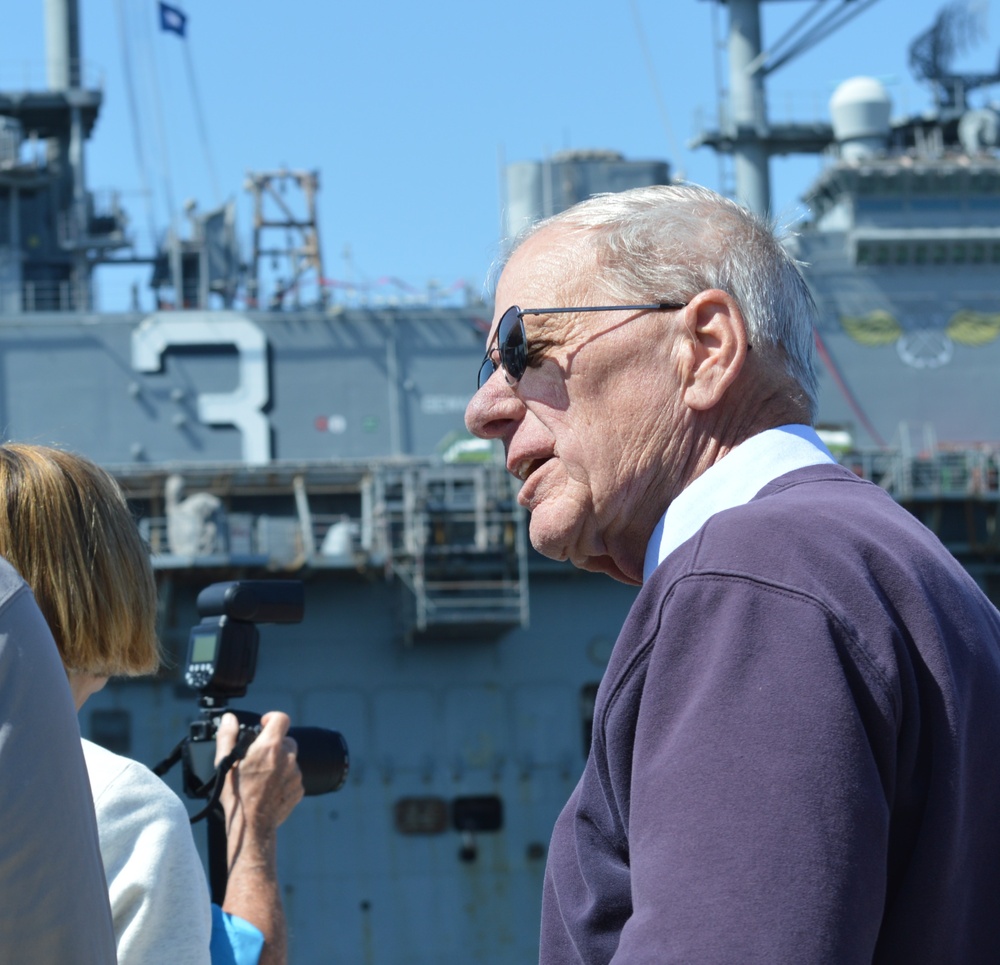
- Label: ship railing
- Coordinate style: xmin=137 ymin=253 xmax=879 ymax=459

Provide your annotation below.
xmin=368 ymin=463 xmax=524 ymax=557
xmin=839 ymin=448 xmax=1000 ymax=500
xmin=139 ymin=482 xmax=526 ymax=567
xmin=56 ymin=193 xmax=130 ymax=252
xmin=377 ymin=504 xmax=523 ymax=557
xmin=380 ymin=501 xmax=530 ymax=635
xmin=134 ymin=460 xmax=530 ymax=636
xmin=368 ymin=463 xmax=530 ymax=636
xmin=0 ymin=59 xmax=104 ymax=91
xmin=391 ymin=565 xmax=528 ymax=631
xmin=1 ymin=278 xmax=95 ymax=313
xmin=142 ymin=511 xmax=369 ymax=570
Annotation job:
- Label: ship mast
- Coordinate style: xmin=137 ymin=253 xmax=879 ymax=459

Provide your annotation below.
xmin=44 ymin=0 xmax=89 ymax=303
xmin=726 ymin=0 xmax=771 ymax=216
xmin=696 ymin=0 xmax=884 ymax=215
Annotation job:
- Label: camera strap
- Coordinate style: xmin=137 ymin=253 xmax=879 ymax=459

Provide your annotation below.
xmin=188 ymin=727 xmax=258 ymax=823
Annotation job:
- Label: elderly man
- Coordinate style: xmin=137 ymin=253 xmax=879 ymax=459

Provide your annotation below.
xmin=466 ymin=184 xmax=1000 ymax=964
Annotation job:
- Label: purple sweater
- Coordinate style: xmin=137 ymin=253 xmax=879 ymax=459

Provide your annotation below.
xmin=541 ymin=465 xmax=1000 ymax=964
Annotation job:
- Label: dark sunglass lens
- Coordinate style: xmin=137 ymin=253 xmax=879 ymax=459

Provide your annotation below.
xmin=477 ymin=357 xmax=496 ymax=390
xmin=498 ymin=308 xmax=526 ymax=382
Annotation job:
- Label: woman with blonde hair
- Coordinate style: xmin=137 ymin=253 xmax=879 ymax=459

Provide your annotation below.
xmin=0 ymin=443 xmax=303 ymax=965
xmin=0 ymin=443 xmax=161 ymax=688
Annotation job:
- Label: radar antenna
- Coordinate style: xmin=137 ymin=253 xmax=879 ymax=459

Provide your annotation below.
xmin=908 ymin=0 xmax=1000 ymax=110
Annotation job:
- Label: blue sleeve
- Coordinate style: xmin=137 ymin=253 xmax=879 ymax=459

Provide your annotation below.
xmin=210 ymin=904 xmax=265 ymax=965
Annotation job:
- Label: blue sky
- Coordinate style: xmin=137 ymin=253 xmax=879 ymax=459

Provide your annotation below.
xmin=2 ymin=0 xmax=999 ymax=310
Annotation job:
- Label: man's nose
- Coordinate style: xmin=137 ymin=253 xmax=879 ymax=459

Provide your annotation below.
xmin=465 ymin=373 xmax=523 ymax=439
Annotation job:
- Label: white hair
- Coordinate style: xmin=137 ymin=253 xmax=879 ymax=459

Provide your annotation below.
xmin=497 ymin=183 xmax=819 ymax=418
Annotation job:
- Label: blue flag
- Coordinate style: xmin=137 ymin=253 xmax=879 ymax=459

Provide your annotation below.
xmin=158 ymin=2 xmax=187 ymax=37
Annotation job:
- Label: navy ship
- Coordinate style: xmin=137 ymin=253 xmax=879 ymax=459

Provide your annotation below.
xmin=0 ymin=1 xmax=997 ymax=962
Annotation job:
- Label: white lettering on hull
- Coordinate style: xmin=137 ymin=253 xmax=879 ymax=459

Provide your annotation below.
xmin=132 ymin=312 xmax=271 ymax=464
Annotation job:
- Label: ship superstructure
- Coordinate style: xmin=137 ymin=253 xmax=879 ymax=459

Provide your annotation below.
xmin=1 ymin=1 xmax=999 ymax=962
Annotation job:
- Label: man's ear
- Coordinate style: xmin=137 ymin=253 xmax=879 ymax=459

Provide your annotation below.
xmin=678 ymin=289 xmax=749 ymax=411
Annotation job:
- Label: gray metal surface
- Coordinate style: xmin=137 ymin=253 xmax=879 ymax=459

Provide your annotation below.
xmin=0 ymin=307 xmax=490 ymax=465
xmin=2 ymin=0 xmax=999 ymax=961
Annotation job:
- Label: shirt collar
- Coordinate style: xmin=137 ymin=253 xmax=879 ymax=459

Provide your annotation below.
xmin=642 ymin=425 xmax=836 ymax=582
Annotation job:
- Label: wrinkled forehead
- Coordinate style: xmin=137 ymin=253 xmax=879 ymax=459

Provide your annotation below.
xmin=488 ymin=225 xmax=597 ymax=342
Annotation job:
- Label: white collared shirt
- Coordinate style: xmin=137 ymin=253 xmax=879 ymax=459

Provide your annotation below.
xmin=642 ymin=425 xmax=836 ymax=582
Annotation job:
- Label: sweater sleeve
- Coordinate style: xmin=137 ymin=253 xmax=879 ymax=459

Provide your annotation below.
xmin=84 ymin=742 xmax=213 ymax=965
xmin=0 ymin=578 xmax=117 ymax=963
xmin=609 ymin=575 xmax=895 ymax=963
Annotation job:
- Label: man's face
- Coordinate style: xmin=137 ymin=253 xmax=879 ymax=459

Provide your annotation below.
xmin=465 ymin=225 xmax=686 ymax=584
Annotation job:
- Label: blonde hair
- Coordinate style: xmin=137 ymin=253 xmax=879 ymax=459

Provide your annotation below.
xmin=0 ymin=444 xmax=160 ymax=677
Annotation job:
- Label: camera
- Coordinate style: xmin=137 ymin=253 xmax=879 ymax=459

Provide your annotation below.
xmin=156 ymin=580 xmax=349 ymax=806
xmin=183 ymin=706 xmax=348 ymax=798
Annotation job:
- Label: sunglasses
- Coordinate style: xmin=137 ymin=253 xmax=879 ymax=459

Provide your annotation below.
xmin=477 ymin=302 xmax=688 ymax=390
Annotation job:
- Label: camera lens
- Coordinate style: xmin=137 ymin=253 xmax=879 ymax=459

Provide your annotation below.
xmin=288 ymin=727 xmax=350 ymax=795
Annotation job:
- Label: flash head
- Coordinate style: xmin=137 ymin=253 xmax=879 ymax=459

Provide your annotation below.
xmin=186 ymin=580 xmax=305 ymax=701
xmin=196 ymin=580 xmax=304 ymax=625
